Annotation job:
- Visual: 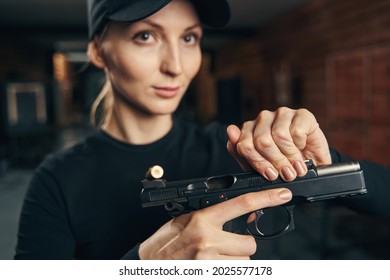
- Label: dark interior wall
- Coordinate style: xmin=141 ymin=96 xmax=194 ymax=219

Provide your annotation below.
xmin=1 ymin=0 xmax=389 ymax=166
xmin=212 ymin=0 xmax=390 ymax=166
xmin=0 ymin=39 xmax=51 ymax=82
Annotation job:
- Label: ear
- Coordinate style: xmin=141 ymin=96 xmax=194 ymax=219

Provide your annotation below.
xmin=87 ymin=40 xmax=106 ymax=69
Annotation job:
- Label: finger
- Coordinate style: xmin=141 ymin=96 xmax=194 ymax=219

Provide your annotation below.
xmin=288 ymin=109 xmax=318 ymax=173
xmin=215 ymin=231 xmax=257 ymax=257
xmin=270 ymin=108 xmax=307 ymax=177
xmin=291 ymin=109 xmax=331 ymax=166
xmin=191 ymin=232 xmax=256 ymax=259
xmin=216 ymin=255 xmax=251 ymax=260
xmin=272 ymin=108 xmax=304 ymax=160
xmin=234 ymin=120 xmax=280 ymax=180
xmin=289 ymin=108 xmax=317 ymax=150
xmin=169 ymin=214 xmax=256 ymax=259
xmin=305 ymin=127 xmax=332 ymax=166
xmin=201 ymin=188 xmax=292 ymax=225
xmin=251 ymin=110 xmax=298 ymax=181
xmin=226 ymin=125 xmax=253 ymax=171
xmin=195 ymin=251 xmax=251 ymax=260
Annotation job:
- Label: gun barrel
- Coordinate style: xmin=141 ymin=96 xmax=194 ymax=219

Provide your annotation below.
xmin=317 ymin=161 xmax=361 ymax=177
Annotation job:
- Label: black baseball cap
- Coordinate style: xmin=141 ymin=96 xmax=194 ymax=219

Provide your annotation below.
xmin=87 ymin=0 xmax=231 ymax=40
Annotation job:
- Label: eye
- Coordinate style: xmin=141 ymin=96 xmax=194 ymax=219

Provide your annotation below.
xmin=183 ymin=33 xmax=200 ymax=45
xmin=133 ymin=31 xmax=153 ymax=43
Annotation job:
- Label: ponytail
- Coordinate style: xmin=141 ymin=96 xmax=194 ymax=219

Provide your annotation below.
xmin=90 ymin=79 xmax=114 ymax=127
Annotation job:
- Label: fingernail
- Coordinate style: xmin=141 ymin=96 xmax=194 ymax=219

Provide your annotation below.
xmin=281 ymin=166 xmax=296 ymax=181
xmin=279 ymin=190 xmax=292 ymax=200
xmin=265 ymin=167 xmax=278 ymax=181
xmin=293 ymin=161 xmax=307 ymax=176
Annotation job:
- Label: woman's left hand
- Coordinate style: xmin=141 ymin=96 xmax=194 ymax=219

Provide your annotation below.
xmin=227 ymin=107 xmax=331 ymax=181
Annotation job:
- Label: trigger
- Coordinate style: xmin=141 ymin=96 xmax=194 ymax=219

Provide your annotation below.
xmin=246 ymin=209 xmax=266 ymax=236
xmin=254 ymin=209 xmax=264 ymax=224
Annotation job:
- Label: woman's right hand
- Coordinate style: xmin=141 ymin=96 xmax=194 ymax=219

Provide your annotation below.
xmin=138 ymin=188 xmax=292 ymax=259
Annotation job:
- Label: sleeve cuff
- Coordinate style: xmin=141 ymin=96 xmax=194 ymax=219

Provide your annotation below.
xmin=121 ymin=244 xmax=141 ymax=260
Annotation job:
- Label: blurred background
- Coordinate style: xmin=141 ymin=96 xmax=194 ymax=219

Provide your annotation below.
xmin=0 ymin=0 xmax=389 ymax=260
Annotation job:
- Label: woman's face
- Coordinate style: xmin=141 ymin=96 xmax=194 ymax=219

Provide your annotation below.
xmin=96 ymin=0 xmax=203 ymax=116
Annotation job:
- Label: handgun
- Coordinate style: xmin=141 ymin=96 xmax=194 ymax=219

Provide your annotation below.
xmin=140 ymin=160 xmax=367 ymax=239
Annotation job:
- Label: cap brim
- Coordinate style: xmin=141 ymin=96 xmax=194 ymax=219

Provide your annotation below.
xmin=108 ymin=0 xmax=172 ymax=23
xmin=108 ymin=0 xmax=230 ymax=28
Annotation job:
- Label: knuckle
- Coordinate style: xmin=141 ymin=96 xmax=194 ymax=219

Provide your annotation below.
xmin=276 ymin=106 xmax=290 ymax=115
xmin=290 ymin=125 xmax=305 ymax=138
xmin=237 ymin=194 xmax=256 ymax=212
xmin=190 ymin=235 xmax=207 ymax=249
xmin=271 ymin=129 xmax=290 ymax=143
xmin=186 ymin=235 xmax=213 ymax=257
xmin=251 ymin=158 xmax=269 ymax=170
xmin=290 ymin=129 xmax=306 ymax=148
xmin=271 ymin=157 xmax=289 ymax=169
xmin=194 ymin=249 xmax=215 ymax=260
xmin=185 ymin=222 xmax=209 ymax=244
xmin=188 ymin=211 xmax=205 ymax=228
xmin=298 ymin=108 xmax=315 ymax=121
xmin=241 ymin=120 xmax=253 ymax=129
xmin=254 ymin=136 xmax=274 ymax=150
xmin=266 ymin=190 xmax=284 ymax=205
xmin=297 ymin=108 xmax=310 ymax=115
xmin=185 ymin=213 xmax=209 ymax=238
xmin=236 ymin=141 xmax=254 ymax=157
xmin=266 ymin=191 xmax=278 ymax=205
xmin=257 ymin=110 xmax=272 ymax=120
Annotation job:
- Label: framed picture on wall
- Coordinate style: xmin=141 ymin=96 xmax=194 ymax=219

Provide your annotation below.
xmin=2 ymin=82 xmax=49 ymax=134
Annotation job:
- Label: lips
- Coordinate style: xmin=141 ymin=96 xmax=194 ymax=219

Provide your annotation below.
xmin=153 ymin=86 xmax=181 ymax=98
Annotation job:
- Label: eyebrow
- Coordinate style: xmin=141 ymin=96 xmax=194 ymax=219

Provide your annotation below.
xmin=138 ymin=19 xmax=202 ymax=32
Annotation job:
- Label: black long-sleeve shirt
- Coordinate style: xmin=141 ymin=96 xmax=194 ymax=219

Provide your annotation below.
xmin=14 ymin=119 xmax=390 ymax=259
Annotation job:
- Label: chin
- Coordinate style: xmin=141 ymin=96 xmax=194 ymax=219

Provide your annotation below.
xmin=140 ymin=105 xmax=177 ymax=116
xmin=149 ymin=100 xmax=181 ymax=115
xmin=152 ymin=107 xmax=178 ymax=116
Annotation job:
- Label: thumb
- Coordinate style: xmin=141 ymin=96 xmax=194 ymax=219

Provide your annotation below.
xmin=226 ymin=125 xmax=252 ymax=171
xmin=227 ymin=124 xmax=241 ymax=145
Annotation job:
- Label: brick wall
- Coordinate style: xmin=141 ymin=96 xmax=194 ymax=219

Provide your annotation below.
xmin=205 ymin=0 xmax=390 ymax=166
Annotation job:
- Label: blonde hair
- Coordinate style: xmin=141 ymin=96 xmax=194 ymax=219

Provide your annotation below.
xmin=89 ymin=23 xmax=114 ymax=127
xmin=90 ymin=78 xmax=114 ymax=127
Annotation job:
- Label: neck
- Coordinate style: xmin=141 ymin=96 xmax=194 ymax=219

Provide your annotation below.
xmin=102 ymin=104 xmax=174 ymax=145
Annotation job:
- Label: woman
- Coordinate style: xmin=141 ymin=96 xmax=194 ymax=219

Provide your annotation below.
xmin=15 ymin=0 xmax=389 ymax=260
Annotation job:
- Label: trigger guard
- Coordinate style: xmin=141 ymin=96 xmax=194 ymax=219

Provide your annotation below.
xmin=165 ymin=201 xmax=185 ymax=217
xmin=246 ymin=206 xmax=295 ymax=239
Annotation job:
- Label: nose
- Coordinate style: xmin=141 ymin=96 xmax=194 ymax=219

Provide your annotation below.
xmin=160 ymin=42 xmax=183 ymax=77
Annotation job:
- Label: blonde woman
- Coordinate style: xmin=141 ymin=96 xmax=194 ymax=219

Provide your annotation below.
xmin=15 ymin=0 xmax=388 ymax=260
